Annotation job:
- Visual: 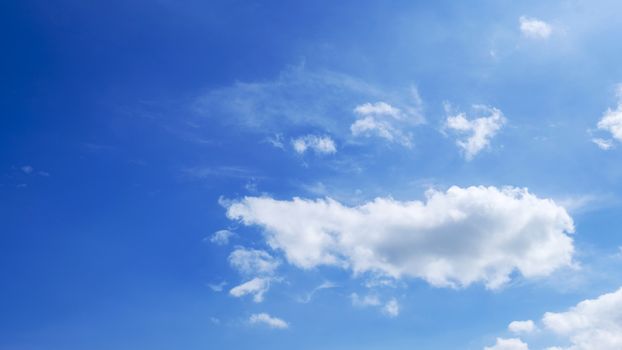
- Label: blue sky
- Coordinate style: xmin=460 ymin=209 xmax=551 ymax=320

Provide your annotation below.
xmin=3 ymin=1 xmax=622 ymax=349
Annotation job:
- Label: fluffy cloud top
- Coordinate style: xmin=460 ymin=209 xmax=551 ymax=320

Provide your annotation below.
xmin=485 ymin=338 xmax=529 ymax=350
xmin=226 ymin=186 xmax=574 ymax=289
xmin=445 ymin=105 xmax=506 ymax=160
xmin=508 ymin=320 xmax=536 ymax=334
xmin=249 ymin=313 xmax=289 ymax=329
xmin=519 ymin=16 xmax=552 ymax=39
xmin=291 ymin=135 xmax=337 ymax=154
xmin=542 ymin=287 xmax=622 ymax=350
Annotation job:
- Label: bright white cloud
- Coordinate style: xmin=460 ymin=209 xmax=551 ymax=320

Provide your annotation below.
xmin=228 ymin=247 xmax=280 ymax=276
xmin=350 ymin=94 xmax=423 ymax=147
xmin=226 ymin=185 xmax=575 ymax=290
xmin=445 ymin=105 xmax=506 ymax=160
xmin=291 ymin=135 xmax=337 ymax=155
xmin=229 ymin=277 xmax=271 ymax=302
xmin=542 ymin=287 xmax=622 ymax=350
xmin=210 ymin=229 xmax=235 ymax=245
xmin=484 ymin=337 xmax=529 ymax=350
xmin=519 ymin=16 xmax=552 ymax=39
xmin=508 ymin=320 xmax=536 ymax=334
xmin=249 ymin=313 xmax=289 ymax=329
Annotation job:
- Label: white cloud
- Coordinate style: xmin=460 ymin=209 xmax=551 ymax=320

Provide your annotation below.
xmin=249 ymin=313 xmax=289 ymax=329
xmin=291 ymin=135 xmax=337 ymax=155
xmin=508 ymin=320 xmax=536 ymax=334
xmin=383 ymin=298 xmax=400 ymax=317
xmin=519 ymin=16 xmax=553 ymax=39
xmin=354 ymin=102 xmax=402 ymax=118
xmin=484 ymin=337 xmax=529 ymax=350
xmin=444 ymin=105 xmax=506 ymax=160
xmin=542 ymin=287 xmax=622 ymax=350
xmin=210 ymin=229 xmax=235 ymax=245
xmin=228 ymin=247 xmax=280 ymax=276
xmin=226 ymin=186 xmax=575 ymax=290
xmin=597 ymin=86 xmax=622 ymax=143
xmin=228 ymin=248 xmax=280 ymax=302
xmin=229 ymin=277 xmax=271 ymax=302
xmin=350 ymin=91 xmax=423 ymax=147
xmin=351 ymin=293 xmax=399 ymax=317
xmin=592 ymin=138 xmax=614 ymax=150
xmin=485 ymin=287 xmax=622 ymax=350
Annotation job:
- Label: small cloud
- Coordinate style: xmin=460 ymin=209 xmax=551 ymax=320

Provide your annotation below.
xmin=350 ymin=293 xmax=381 ymax=307
xmin=519 ymin=16 xmax=552 ymax=39
xmin=265 ymin=134 xmax=285 ymax=149
xmin=350 ymin=98 xmax=422 ymax=147
xmin=208 ymin=281 xmax=227 ymax=292
xmin=444 ymin=104 xmax=506 ymax=160
xmin=209 ymin=229 xmax=235 ymax=245
xmin=228 ymin=247 xmax=280 ymax=276
xmin=592 ymin=138 xmax=614 ymax=150
xmin=508 ymin=320 xmax=536 ymax=334
xmin=382 ymin=298 xmax=400 ymax=317
xmin=596 ymin=85 xmax=622 ymax=144
xmin=291 ymin=135 xmax=337 ymax=155
xmin=229 ymin=277 xmax=272 ymax=303
xmin=21 ymin=165 xmax=34 ymax=174
xmin=210 ymin=317 xmax=221 ymax=325
xmin=249 ymin=313 xmax=289 ymax=329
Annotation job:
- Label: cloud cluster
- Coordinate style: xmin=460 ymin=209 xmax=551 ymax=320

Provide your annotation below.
xmin=291 ymin=135 xmax=337 ymax=155
xmin=542 ymin=287 xmax=622 ymax=350
xmin=228 ymin=247 xmax=280 ymax=302
xmin=350 ymin=293 xmax=400 ymax=317
xmin=226 ymin=186 xmax=575 ymax=290
xmin=484 ymin=287 xmax=622 ymax=350
xmin=444 ymin=105 xmax=506 ymax=160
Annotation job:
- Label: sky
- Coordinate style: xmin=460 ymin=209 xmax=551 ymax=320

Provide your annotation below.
xmin=2 ymin=1 xmax=622 ymax=349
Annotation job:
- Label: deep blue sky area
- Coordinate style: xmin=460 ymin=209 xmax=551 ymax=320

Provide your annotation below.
xmin=2 ymin=1 xmax=622 ymax=349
